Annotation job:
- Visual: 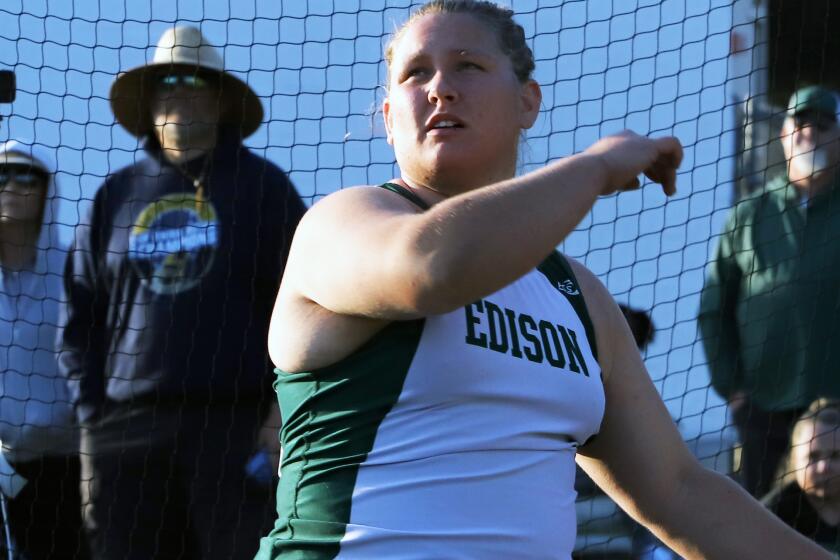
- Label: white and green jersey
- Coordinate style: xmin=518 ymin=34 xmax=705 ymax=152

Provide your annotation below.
xmin=257 ymin=183 xmax=605 ymax=560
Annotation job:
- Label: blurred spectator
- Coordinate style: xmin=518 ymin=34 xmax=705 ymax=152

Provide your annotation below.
xmin=0 ymin=141 xmax=88 ymax=559
xmin=618 ymin=304 xmax=655 ymax=350
xmin=700 ymin=85 xmax=840 ymax=497
xmin=57 ymin=26 xmax=305 ymax=560
xmin=763 ymin=398 xmax=840 ymax=555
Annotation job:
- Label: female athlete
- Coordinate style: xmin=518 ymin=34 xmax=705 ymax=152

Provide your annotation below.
xmin=257 ymin=2 xmax=829 ymax=558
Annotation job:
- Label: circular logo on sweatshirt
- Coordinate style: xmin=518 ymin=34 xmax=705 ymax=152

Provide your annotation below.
xmin=128 ymin=193 xmax=219 ymax=295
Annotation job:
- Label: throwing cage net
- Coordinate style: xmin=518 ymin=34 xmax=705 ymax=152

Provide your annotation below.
xmin=0 ymin=0 xmax=838 ymax=558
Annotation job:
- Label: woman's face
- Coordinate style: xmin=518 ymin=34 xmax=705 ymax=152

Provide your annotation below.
xmin=793 ymin=420 xmax=840 ymax=502
xmin=384 ymin=12 xmax=540 ymax=194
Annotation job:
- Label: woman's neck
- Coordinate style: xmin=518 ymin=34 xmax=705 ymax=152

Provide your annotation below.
xmin=391 ymin=178 xmax=448 ymax=207
xmin=398 ymin=164 xmax=517 ymax=204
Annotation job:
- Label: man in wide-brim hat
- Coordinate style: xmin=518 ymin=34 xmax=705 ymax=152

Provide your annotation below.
xmin=110 ymin=24 xmax=263 ymax=140
xmin=58 ymin=25 xmax=306 ymax=560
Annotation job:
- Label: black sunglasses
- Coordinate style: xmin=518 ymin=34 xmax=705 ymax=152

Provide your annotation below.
xmin=0 ymin=167 xmax=48 ymax=190
xmin=156 ymin=73 xmax=212 ymax=91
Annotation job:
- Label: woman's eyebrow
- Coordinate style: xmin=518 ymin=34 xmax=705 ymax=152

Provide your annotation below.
xmin=399 ymin=47 xmax=495 ymax=65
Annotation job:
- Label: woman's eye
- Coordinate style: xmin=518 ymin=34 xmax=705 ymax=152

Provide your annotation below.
xmin=404 ymin=67 xmax=428 ymax=80
xmin=459 ymin=61 xmax=483 ymax=71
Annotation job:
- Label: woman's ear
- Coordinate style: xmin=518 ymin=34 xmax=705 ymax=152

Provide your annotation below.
xmin=383 ymin=97 xmax=394 ymax=145
xmin=519 ymin=80 xmax=542 ymax=130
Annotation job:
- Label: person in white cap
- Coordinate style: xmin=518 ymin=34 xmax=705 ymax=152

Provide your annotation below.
xmin=0 ymin=140 xmax=89 ymax=559
xmin=57 ymin=26 xmax=305 ymax=560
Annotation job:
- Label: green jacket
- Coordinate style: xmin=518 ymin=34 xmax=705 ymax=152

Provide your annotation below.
xmin=699 ymin=175 xmax=840 ymax=411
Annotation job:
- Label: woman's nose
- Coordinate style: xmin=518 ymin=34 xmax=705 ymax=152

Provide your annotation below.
xmin=427 ymin=72 xmax=459 ymax=105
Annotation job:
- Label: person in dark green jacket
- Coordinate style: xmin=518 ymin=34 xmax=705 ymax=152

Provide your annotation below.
xmin=700 ymin=85 xmax=840 ymax=498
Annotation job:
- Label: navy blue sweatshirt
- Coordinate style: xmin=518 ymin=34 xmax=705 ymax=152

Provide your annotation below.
xmin=58 ymin=135 xmax=306 ymax=424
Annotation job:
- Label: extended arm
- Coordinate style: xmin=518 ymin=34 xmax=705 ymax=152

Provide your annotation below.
xmin=284 ymin=132 xmax=682 ymax=321
xmin=575 ymin=263 xmax=828 ymax=560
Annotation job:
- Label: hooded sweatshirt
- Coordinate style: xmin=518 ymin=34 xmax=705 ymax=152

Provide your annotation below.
xmin=57 ymin=133 xmax=306 ymax=426
xmin=0 ymin=140 xmax=78 ymax=462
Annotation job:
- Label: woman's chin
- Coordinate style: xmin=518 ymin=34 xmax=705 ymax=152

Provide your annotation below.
xmin=418 ymin=166 xmax=481 ymax=193
xmin=427 ymin=155 xmax=510 ymax=184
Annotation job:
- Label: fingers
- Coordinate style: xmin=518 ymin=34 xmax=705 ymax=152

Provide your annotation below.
xmin=659 ymin=167 xmax=677 ymax=196
xmin=595 ymin=131 xmax=682 ymax=196
xmin=654 ymin=135 xmax=684 ymax=169
xmin=646 ymin=135 xmax=682 ymax=196
xmin=620 ymin=177 xmax=641 ymax=191
xmin=645 ymin=158 xmax=678 ymax=196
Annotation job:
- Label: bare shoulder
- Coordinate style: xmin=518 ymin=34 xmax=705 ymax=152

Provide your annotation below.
xmin=299 ymin=184 xmax=423 ymax=225
xmin=270 ymin=184 xmax=427 ymax=372
xmin=310 ymin=184 xmax=392 ymax=207
xmin=287 ymin=183 xmax=427 ymax=282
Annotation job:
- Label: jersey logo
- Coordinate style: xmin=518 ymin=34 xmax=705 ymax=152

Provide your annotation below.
xmin=556 ymin=279 xmax=580 ymax=296
xmin=464 ymin=298 xmax=591 ymax=376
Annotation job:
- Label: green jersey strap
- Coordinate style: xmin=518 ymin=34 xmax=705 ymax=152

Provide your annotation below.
xmin=378 ymin=182 xmax=430 ymax=210
xmin=537 ymin=252 xmax=599 ymax=363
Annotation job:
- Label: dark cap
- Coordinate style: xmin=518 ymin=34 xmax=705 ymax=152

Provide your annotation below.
xmin=787 ymin=86 xmax=838 ymax=118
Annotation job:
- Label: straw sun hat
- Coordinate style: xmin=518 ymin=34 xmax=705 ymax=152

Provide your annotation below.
xmin=110 ymin=25 xmax=263 ymax=138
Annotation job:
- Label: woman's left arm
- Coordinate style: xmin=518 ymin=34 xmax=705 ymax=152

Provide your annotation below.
xmin=572 ymin=261 xmax=829 ymax=560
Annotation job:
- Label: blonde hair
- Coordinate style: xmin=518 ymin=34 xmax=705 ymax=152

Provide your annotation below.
xmin=384 ymin=1 xmax=535 ymax=85
xmin=776 ymin=398 xmax=840 ymax=487
xmin=792 ymin=398 xmax=840 ymax=443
